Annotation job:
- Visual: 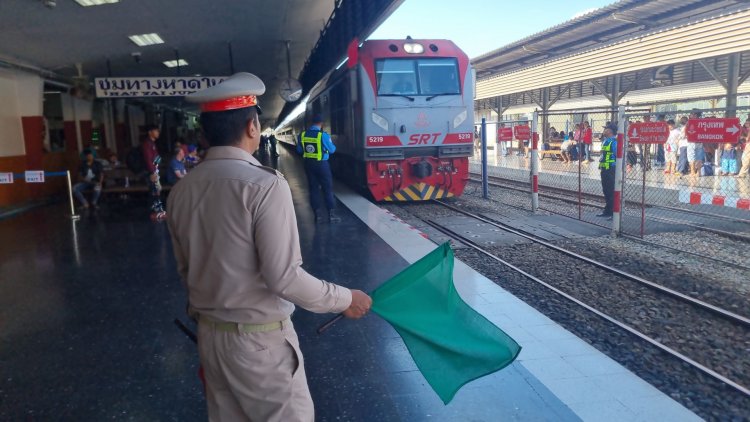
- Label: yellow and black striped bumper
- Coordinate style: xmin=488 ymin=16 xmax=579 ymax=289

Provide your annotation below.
xmin=383 ymin=183 xmax=454 ymax=201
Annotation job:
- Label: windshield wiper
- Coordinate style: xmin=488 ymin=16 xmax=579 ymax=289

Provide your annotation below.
xmin=426 ymin=92 xmax=457 ymax=101
xmin=396 ymin=94 xmax=415 ymax=101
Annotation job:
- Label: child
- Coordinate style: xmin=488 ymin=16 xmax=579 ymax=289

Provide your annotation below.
xmin=720 ymin=143 xmax=738 ymax=175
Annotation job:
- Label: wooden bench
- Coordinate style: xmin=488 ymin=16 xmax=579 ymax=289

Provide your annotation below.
xmin=540 ymin=141 xmax=563 ymax=160
xmin=101 ymin=167 xmax=171 ymax=195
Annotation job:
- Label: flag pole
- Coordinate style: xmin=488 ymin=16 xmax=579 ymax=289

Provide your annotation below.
xmin=317 ymin=313 xmax=344 ymax=334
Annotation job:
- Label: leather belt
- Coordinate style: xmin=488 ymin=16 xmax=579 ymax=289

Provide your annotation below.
xmin=200 ymin=316 xmax=289 ymax=333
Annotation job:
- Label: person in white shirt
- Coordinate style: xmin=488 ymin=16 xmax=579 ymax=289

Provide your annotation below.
xmin=664 ymin=119 xmax=680 ymax=175
xmin=676 ymin=116 xmax=690 ymax=175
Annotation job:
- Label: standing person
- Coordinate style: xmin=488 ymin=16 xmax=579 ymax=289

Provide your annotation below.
xmin=664 ymin=119 xmax=679 ymax=175
xmin=269 ymin=132 xmax=279 ymax=157
xmin=582 ymin=121 xmax=593 ymax=161
xmin=686 ymin=110 xmax=704 ymax=176
xmin=598 ymin=123 xmax=618 ymax=219
xmin=655 ymin=114 xmax=667 ymax=166
xmin=169 ymin=73 xmax=372 ymax=422
xmin=676 ymin=116 xmax=690 ymax=176
xmin=296 ymin=114 xmax=340 ymax=223
xmin=736 ymin=119 xmax=750 ymax=177
xmin=141 ymin=124 xmax=166 ymax=220
xmin=73 ymin=148 xmax=104 ymax=210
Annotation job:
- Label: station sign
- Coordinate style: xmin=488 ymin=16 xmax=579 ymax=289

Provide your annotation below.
xmin=686 ymin=118 xmax=742 ymax=143
xmin=627 ymin=122 xmax=669 ymax=144
xmin=513 ymin=125 xmax=531 ymax=141
xmin=94 ymin=76 xmax=227 ymax=98
xmin=497 ymin=127 xmax=514 ymax=141
xmin=24 ymin=171 xmax=44 ymax=183
xmin=0 ymin=172 xmax=13 ymax=184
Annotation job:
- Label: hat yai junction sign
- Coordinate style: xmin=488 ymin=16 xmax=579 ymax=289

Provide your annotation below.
xmin=94 ymin=77 xmax=227 ymax=98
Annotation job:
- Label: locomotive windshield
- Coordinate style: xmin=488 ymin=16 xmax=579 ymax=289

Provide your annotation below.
xmin=376 ymin=58 xmax=460 ymax=97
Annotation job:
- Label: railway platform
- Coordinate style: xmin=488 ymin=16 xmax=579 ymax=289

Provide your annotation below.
xmin=0 ymin=146 xmax=700 ymax=421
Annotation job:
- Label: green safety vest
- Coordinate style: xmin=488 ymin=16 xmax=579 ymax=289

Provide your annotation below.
xmin=599 ymin=138 xmax=616 ymax=170
xmin=301 ymin=131 xmax=323 ymax=161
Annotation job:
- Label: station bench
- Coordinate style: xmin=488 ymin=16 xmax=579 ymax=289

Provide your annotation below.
xmin=540 ymin=141 xmax=563 ymax=160
xmin=101 ymin=168 xmax=171 ymax=195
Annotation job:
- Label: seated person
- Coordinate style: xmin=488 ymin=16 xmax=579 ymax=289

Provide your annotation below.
xmin=391 ymin=76 xmax=414 ymax=94
xmin=73 ymin=148 xmax=104 ymax=209
xmin=167 ymin=148 xmax=187 ymax=185
xmin=185 ymin=144 xmax=201 ymax=168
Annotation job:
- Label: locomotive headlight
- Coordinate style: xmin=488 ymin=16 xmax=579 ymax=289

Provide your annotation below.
xmin=372 ymin=112 xmax=389 ymax=131
xmin=404 ymin=43 xmax=424 ymax=54
xmin=453 ymin=110 xmax=467 ymax=128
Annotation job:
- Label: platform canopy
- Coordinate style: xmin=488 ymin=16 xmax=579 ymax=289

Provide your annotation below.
xmin=0 ymin=0 xmax=401 ymax=127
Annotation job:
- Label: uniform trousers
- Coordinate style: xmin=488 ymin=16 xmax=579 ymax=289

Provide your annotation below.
xmin=197 ymin=320 xmax=314 ymax=422
xmin=600 ymin=167 xmax=616 ymax=215
xmin=303 ymin=159 xmax=335 ymax=211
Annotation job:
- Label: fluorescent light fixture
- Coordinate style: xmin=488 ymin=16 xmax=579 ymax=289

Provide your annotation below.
xmin=129 ymin=33 xmax=165 ymax=47
xmin=74 ymin=0 xmax=119 ymax=6
xmin=163 ymin=59 xmax=188 ymax=68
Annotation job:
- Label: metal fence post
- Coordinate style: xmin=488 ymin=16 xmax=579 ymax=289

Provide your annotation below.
xmin=612 ymin=106 xmax=626 ymax=236
xmin=66 ymin=170 xmax=80 ymax=220
xmin=481 ymin=118 xmax=488 ymax=199
xmin=531 ymin=111 xmax=539 ymax=212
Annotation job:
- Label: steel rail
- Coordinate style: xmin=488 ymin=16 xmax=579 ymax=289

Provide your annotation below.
xmin=423 ymin=219 xmax=750 ymax=398
xmin=470 ymin=172 xmax=750 ymax=228
xmin=472 ymin=179 xmax=750 ymax=271
xmin=468 ymin=175 xmax=750 ymax=243
xmin=434 ymin=200 xmax=750 ymax=328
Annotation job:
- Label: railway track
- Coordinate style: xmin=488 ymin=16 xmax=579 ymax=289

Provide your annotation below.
xmin=468 ymin=173 xmax=750 ymax=243
xmin=390 ymin=199 xmax=750 ymax=399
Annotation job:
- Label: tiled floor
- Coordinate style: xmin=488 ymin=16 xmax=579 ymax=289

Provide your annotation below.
xmin=0 ymin=145 xmax=699 ymax=421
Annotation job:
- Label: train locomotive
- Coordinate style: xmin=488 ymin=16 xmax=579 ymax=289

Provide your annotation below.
xmin=277 ymin=38 xmax=474 ymax=201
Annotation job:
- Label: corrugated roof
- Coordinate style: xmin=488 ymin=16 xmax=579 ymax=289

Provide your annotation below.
xmin=472 ymin=0 xmax=750 ymax=79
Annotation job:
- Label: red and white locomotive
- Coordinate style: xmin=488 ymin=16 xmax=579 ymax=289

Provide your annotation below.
xmin=278 ymin=38 xmax=474 ymax=201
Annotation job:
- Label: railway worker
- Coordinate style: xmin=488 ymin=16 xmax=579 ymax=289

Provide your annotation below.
xmin=597 ymin=122 xmax=618 ymax=219
xmin=296 ymin=114 xmax=340 ymax=223
xmin=169 ymin=72 xmax=372 ymax=422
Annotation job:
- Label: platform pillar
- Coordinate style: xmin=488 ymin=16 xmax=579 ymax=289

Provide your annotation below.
xmin=531 ymin=111 xmax=539 ymax=212
xmin=612 ymin=106 xmax=625 ymax=236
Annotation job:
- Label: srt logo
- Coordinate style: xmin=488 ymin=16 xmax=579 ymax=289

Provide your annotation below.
xmin=408 ymin=133 xmax=441 ymax=145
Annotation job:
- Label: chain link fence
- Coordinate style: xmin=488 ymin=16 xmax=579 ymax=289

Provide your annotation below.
xmin=621 ymin=106 xmax=750 ymax=238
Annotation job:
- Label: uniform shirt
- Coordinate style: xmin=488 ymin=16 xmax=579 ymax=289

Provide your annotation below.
xmin=167 ymin=146 xmax=352 ymax=324
xmin=296 ymin=125 xmax=336 ymax=160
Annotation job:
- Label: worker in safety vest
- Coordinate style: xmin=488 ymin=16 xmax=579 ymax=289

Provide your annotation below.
xmin=598 ymin=122 xmax=618 ymax=219
xmin=296 ymin=114 xmax=340 ymax=223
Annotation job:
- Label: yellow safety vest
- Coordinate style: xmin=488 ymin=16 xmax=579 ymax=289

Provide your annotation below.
xmin=599 ymin=138 xmax=616 ymax=170
xmin=301 ymin=131 xmax=323 ymax=161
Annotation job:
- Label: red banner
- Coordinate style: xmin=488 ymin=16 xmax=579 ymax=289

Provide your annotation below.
xmin=627 ymin=122 xmax=669 ymax=144
xmin=685 ymin=118 xmax=741 ymax=143
xmin=514 ymin=125 xmax=531 ymax=141
xmin=497 ymin=127 xmax=513 ymax=141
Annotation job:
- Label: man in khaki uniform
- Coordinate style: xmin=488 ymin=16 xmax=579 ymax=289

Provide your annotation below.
xmin=167 ymin=72 xmax=372 ymax=422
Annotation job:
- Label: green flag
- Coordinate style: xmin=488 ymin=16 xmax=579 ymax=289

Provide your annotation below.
xmin=371 ymin=242 xmax=521 ymax=404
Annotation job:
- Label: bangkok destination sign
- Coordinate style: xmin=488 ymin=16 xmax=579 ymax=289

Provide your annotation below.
xmin=94 ymin=77 xmax=227 ymax=98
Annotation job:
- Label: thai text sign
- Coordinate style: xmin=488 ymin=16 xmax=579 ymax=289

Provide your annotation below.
xmin=513 ymin=125 xmax=531 ymax=141
xmin=0 ymin=172 xmax=13 ymax=184
xmin=627 ymin=122 xmax=669 ymax=144
xmin=25 ymin=171 xmax=44 ymax=183
xmin=94 ymin=77 xmax=227 ymax=98
xmin=686 ymin=118 xmax=741 ymax=143
xmin=497 ymin=127 xmax=513 ymax=141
